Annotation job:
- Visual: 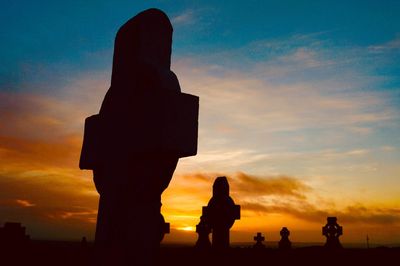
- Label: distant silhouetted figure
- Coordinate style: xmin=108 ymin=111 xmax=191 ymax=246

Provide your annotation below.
xmin=253 ymin=232 xmax=265 ymax=248
xmin=278 ymin=227 xmax=291 ymax=250
xmin=202 ymin=176 xmax=240 ymax=249
xmin=195 ymin=216 xmax=212 ymax=249
xmin=81 ymin=236 xmax=88 ymax=248
xmin=79 ymin=8 xmax=198 ymax=266
xmin=322 ymin=217 xmax=343 ymax=249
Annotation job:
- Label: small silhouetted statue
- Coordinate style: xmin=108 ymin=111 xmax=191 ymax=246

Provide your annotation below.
xmin=278 ymin=227 xmax=291 ymax=250
xmin=253 ymin=232 xmax=265 ymax=248
xmin=195 ymin=216 xmax=211 ymax=249
xmin=322 ymin=217 xmax=343 ymax=249
xmin=81 ymin=236 xmax=88 ymax=248
xmin=79 ymin=8 xmax=198 ymax=266
xmin=202 ymin=176 xmax=240 ymax=249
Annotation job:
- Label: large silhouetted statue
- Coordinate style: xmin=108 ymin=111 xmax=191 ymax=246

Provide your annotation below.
xmin=79 ymin=8 xmax=198 ymax=266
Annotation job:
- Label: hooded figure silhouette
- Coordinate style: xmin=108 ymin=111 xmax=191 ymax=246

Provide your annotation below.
xmin=204 ymin=176 xmax=240 ymax=249
xmin=79 ymin=8 xmax=198 ymax=266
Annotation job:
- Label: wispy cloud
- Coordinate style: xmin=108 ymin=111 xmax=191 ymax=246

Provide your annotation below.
xmin=171 ymin=35 xmax=399 ymax=185
xmin=381 ymin=146 xmax=396 ymax=152
xmin=175 ymin=52 xmax=395 ymax=136
xmin=0 ymin=171 xmax=97 ymax=239
xmin=15 ymin=199 xmax=36 ymax=207
xmin=171 ymin=10 xmax=195 ymax=26
xmin=241 ymin=201 xmax=400 ymax=225
xmin=232 ymin=172 xmax=311 ymax=199
xmin=177 ymin=172 xmax=311 ymax=199
xmin=164 ymin=172 xmax=312 ymax=223
xmin=368 ymin=36 xmax=400 ymax=53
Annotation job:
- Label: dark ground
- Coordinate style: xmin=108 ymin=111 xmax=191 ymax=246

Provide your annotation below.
xmin=1 ymin=241 xmax=399 ymax=266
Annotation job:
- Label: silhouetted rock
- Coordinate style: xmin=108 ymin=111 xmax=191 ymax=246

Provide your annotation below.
xmin=0 ymin=222 xmax=30 ymax=247
xmin=202 ymin=176 xmax=240 ymax=249
xmin=159 ymin=213 xmax=170 ymax=242
xmin=322 ymin=217 xmax=343 ymax=249
xmin=278 ymin=227 xmax=291 ymax=250
xmin=78 ymin=8 xmax=198 ymax=266
xmin=253 ymin=232 xmax=265 ymax=248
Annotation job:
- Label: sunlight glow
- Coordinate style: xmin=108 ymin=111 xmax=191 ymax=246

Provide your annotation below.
xmin=177 ymin=226 xmax=196 ymax=232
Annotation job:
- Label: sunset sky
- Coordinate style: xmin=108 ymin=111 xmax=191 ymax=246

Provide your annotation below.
xmin=1 ymin=1 xmax=400 ymax=245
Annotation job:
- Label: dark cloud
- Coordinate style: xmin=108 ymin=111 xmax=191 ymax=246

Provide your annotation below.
xmin=0 ymin=135 xmax=81 ymax=169
xmin=231 ymin=172 xmax=311 ymax=199
xmin=0 ymin=91 xmax=85 ymax=170
xmin=241 ymin=201 xmax=400 ymax=225
xmin=182 ymin=172 xmax=311 ymax=199
xmin=181 ymin=172 xmax=218 ymax=182
xmin=0 ymin=173 xmax=98 ymax=240
xmin=0 ymin=92 xmax=76 ymax=140
xmin=180 ymin=172 xmax=400 ymax=226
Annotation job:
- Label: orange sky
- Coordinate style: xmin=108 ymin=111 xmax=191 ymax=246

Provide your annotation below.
xmin=0 ymin=68 xmax=399 ymax=245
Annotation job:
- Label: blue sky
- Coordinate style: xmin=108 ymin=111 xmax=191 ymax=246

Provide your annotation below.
xmin=2 ymin=1 xmax=400 ymax=90
xmin=0 ymin=1 xmax=400 ymax=243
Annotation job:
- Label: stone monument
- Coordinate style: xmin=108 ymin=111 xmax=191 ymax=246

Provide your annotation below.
xmin=201 ymin=176 xmax=240 ymax=249
xmin=79 ymin=8 xmax=198 ymax=266
xmin=322 ymin=217 xmax=343 ymax=249
xmin=253 ymin=232 xmax=265 ymax=248
xmin=278 ymin=227 xmax=291 ymax=250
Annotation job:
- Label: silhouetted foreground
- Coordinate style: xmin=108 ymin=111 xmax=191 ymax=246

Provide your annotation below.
xmin=79 ymin=8 xmax=198 ymax=266
xmin=1 ymin=240 xmax=399 ymax=266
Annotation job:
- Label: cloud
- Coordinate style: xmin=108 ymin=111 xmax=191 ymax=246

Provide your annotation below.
xmin=0 ymin=172 xmax=97 ymax=239
xmin=241 ymin=201 xmax=400 ymax=226
xmin=381 ymin=146 xmax=396 ymax=152
xmin=0 ymin=134 xmax=81 ymax=170
xmin=48 ymin=209 xmax=97 ymax=224
xmin=231 ymin=172 xmax=311 ymax=199
xmin=163 ymin=171 xmax=400 ymax=243
xmin=174 ymin=58 xmax=395 ymax=136
xmin=163 ymin=172 xmax=312 ymax=227
xmin=368 ymin=36 xmax=400 ymax=53
xmin=15 ymin=199 xmax=36 ymax=207
xmin=171 ymin=38 xmax=399 ymax=186
xmin=0 ymin=89 xmax=100 ymax=239
xmin=0 ymin=92 xmax=72 ymax=140
xmin=171 ymin=10 xmax=195 ymax=26
xmin=178 ymin=172 xmax=311 ymax=199
xmin=0 ymin=72 xmax=109 ymax=170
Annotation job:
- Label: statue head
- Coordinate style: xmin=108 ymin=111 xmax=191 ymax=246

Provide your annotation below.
xmin=213 ymin=176 xmax=230 ymax=198
xmin=111 ymin=8 xmax=173 ymax=86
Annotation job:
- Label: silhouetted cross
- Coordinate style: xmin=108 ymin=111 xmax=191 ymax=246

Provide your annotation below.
xmin=254 ymin=232 xmax=265 ymax=243
xmin=280 ymin=227 xmax=290 ymax=238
